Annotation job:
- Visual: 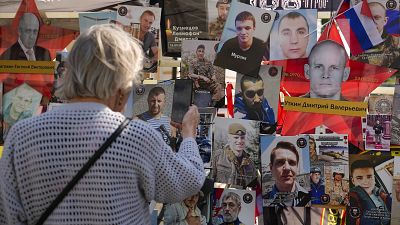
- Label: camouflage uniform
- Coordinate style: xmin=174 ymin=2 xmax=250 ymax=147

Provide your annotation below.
xmin=212 ymin=145 xmax=257 ymax=187
xmin=352 ymin=32 xmax=400 ymax=69
xmin=189 ymin=59 xmax=224 ymax=101
xmin=208 ymin=17 xmax=226 ymax=41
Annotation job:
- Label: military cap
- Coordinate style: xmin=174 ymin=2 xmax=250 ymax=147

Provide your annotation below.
xmin=310 ymin=167 xmax=321 ymax=174
xmin=228 ymin=123 xmax=246 ymax=135
xmin=216 ymin=0 xmax=231 ymax=7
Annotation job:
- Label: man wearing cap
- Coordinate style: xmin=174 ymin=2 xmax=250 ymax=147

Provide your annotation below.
xmin=309 ymin=166 xmax=325 ymax=204
xmin=164 ymin=191 xmax=207 ymax=225
xmin=209 ymin=0 xmax=231 ymax=41
xmin=329 ymin=168 xmax=349 ymax=205
xmin=212 ymin=123 xmax=257 ymax=186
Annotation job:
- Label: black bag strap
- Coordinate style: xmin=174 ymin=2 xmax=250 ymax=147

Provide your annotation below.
xmin=35 ymin=118 xmax=131 ymax=225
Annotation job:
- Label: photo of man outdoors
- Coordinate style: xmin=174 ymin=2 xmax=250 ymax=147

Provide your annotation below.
xmin=302 ymin=40 xmax=350 ymax=101
xmin=0 ymin=12 xmax=51 ymax=61
xmin=309 ymin=166 xmax=325 ymax=204
xmin=212 ymin=121 xmax=257 ymax=187
xmin=208 ymin=0 xmax=231 ymax=41
xmin=214 ymin=3 xmax=275 ymax=76
xmin=188 ymin=44 xmax=224 ymax=106
xmin=135 ymin=86 xmax=176 ymax=146
xmin=264 ymin=141 xmax=311 ymax=207
xmin=138 ymin=10 xmax=158 ymax=72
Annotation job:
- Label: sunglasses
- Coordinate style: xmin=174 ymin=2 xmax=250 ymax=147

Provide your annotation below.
xmin=244 ymin=89 xmax=264 ymax=98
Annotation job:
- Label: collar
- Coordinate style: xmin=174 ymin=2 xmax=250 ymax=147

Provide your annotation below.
xmin=18 ymin=38 xmax=35 ymax=59
xmin=224 ymin=145 xmax=251 ymax=166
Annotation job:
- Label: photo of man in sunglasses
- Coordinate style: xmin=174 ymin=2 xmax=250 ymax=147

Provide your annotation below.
xmin=234 ymin=74 xmax=275 ymax=125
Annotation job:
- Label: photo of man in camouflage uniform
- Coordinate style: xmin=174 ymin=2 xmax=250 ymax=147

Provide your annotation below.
xmin=209 ymin=0 xmax=231 ymax=40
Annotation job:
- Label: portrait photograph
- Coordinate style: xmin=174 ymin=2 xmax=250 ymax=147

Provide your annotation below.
xmin=181 ymin=40 xmax=225 ymax=107
xmin=211 ymin=188 xmax=255 ymax=225
xmin=131 ymin=83 xmax=175 ymax=147
xmin=117 ymin=5 xmax=161 ymax=73
xmin=234 ymin=65 xmax=281 ymax=127
xmin=365 ymin=114 xmax=391 ymax=151
xmin=3 ymin=83 xmax=42 ymax=138
xmin=269 ymin=9 xmax=317 ymax=61
xmin=212 ymin=117 xmax=260 ymax=187
xmin=260 ymin=135 xmax=311 ymax=207
xmin=207 ymin=0 xmax=234 ymax=41
xmin=213 ymin=1 xmax=276 ymax=76
xmin=348 ymin=152 xmax=393 ymax=225
xmin=79 ymin=11 xmax=117 ymax=33
xmin=0 ymin=5 xmax=76 ymax=62
xmin=323 ymin=165 xmax=349 ymax=206
xmin=272 ymin=41 xmax=396 ymax=102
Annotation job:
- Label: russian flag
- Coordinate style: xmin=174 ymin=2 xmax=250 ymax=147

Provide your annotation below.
xmin=335 ymin=2 xmax=383 ymax=56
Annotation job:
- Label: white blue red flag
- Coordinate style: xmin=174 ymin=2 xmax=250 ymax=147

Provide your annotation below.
xmin=335 ymin=1 xmax=383 ymax=55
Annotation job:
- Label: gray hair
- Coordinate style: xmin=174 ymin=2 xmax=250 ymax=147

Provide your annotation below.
xmin=222 ymin=192 xmax=241 ymax=206
xmin=56 ymin=24 xmax=144 ymax=100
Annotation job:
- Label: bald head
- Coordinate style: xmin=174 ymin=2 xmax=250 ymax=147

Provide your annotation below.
xmin=304 ymin=40 xmax=350 ymax=100
xmin=308 ymin=40 xmax=348 ymax=66
xmin=18 ymin=13 xmax=40 ymax=49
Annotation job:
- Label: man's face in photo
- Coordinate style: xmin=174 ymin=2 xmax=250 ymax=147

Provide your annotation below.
xmin=140 ymin=13 xmax=155 ymax=33
xmin=147 ymin=93 xmax=165 ymax=116
xmin=12 ymin=88 xmax=33 ymax=114
xmin=352 ymin=167 xmax=375 ymax=195
xmin=334 ymin=173 xmax=343 ymax=182
xmin=305 ymin=44 xmax=350 ymax=99
xmin=270 ymin=148 xmax=299 ymax=189
xmin=196 ymin=47 xmax=205 ymax=60
xmin=278 ymin=16 xmax=309 ymax=59
xmin=217 ymin=3 xmax=230 ymax=21
xmin=236 ymin=19 xmax=255 ymax=46
xmin=19 ymin=14 xmax=40 ymax=49
xmin=222 ymin=197 xmax=240 ymax=222
xmin=369 ymin=3 xmax=388 ymax=35
xmin=228 ymin=133 xmax=246 ymax=156
xmin=242 ymin=79 xmax=264 ymax=109
xmin=310 ymin=172 xmax=321 ymax=184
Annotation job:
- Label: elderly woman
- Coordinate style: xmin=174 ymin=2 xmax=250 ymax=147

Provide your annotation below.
xmin=0 ymin=24 xmax=205 ymax=224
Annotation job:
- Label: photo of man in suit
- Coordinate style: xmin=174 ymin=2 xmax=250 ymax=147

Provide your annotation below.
xmin=0 ymin=13 xmax=51 ymax=61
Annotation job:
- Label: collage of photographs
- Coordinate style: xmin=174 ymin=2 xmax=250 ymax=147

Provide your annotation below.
xmin=0 ymin=0 xmax=399 ymax=224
